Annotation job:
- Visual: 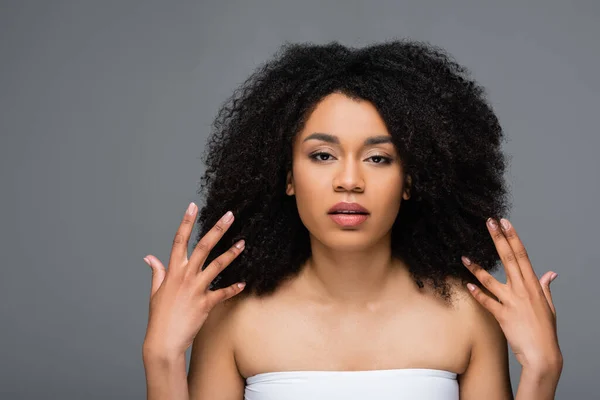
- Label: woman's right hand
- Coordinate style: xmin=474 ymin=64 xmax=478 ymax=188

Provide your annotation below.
xmin=142 ymin=202 xmax=246 ymax=358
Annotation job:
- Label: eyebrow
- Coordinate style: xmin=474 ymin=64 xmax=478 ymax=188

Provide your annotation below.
xmin=302 ymin=132 xmax=393 ymax=146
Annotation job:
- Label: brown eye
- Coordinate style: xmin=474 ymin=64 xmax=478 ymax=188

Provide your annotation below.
xmin=309 ymin=152 xmax=334 ymax=162
xmin=369 ymin=155 xmax=393 ymax=164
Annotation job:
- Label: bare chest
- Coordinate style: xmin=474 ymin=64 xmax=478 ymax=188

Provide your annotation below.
xmin=234 ymin=297 xmax=471 ymax=378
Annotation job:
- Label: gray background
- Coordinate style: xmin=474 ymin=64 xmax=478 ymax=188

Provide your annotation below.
xmin=1 ymin=0 xmax=598 ymax=398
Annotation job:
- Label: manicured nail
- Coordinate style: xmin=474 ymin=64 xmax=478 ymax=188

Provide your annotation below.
xmin=500 ymin=218 xmax=511 ymax=231
xmin=551 ymin=272 xmax=558 ymax=281
xmin=461 ymin=256 xmax=471 ymax=266
xmin=237 ymin=282 xmax=246 ymax=289
xmin=235 ymin=239 xmax=245 ymax=249
xmin=187 ymin=202 xmax=196 ymax=215
xmin=467 ymin=283 xmax=476 ymax=291
xmin=143 ymin=257 xmax=151 ymax=267
xmin=222 ymin=211 xmax=234 ymax=223
xmin=487 ymin=218 xmax=497 ymax=229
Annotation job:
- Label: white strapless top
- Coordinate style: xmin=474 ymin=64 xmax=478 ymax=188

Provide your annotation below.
xmin=244 ymin=368 xmax=459 ymax=400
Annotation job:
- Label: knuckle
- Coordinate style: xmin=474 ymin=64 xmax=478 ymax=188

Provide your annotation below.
xmin=212 ymin=258 xmax=224 ymax=271
xmin=212 ymin=289 xmax=227 ymax=304
xmin=181 ymin=218 xmax=193 ymax=227
xmin=473 ymin=290 xmax=484 ymax=302
xmin=173 ymin=233 xmax=185 ymax=245
xmin=480 ymin=296 xmax=490 ymax=307
xmin=214 ymin=223 xmax=225 ymax=233
xmin=491 ymin=231 xmax=504 ymax=240
xmin=472 ymin=265 xmax=485 ymax=278
xmin=481 ymin=276 xmax=495 ymax=288
xmin=182 ymin=264 xmax=196 ymax=280
xmin=503 ymin=253 xmax=516 ymax=264
xmin=225 ymin=286 xmax=237 ymax=298
xmin=195 ymin=240 xmax=210 ymax=252
xmin=515 ymin=248 xmax=529 ymax=260
xmin=197 ymin=296 xmax=210 ymax=311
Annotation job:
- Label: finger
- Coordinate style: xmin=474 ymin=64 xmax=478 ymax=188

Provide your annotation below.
xmin=461 ymin=256 xmax=506 ymax=302
xmin=144 ymin=255 xmax=166 ymax=298
xmin=188 ymin=211 xmax=235 ymax=274
xmin=499 ymin=218 xmax=539 ymax=288
xmin=169 ymin=202 xmax=198 ymax=272
xmin=198 ymin=239 xmax=245 ymax=288
xmin=486 ymin=217 xmax=525 ymax=288
xmin=466 ymin=282 xmax=503 ymax=317
xmin=539 ymin=271 xmax=557 ymax=317
xmin=206 ymin=281 xmax=246 ymax=308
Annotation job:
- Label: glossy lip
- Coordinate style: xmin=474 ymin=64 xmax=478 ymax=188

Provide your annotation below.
xmin=327 ymin=202 xmax=370 ymax=214
xmin=329 ymin=213 xmax=369 ymax=227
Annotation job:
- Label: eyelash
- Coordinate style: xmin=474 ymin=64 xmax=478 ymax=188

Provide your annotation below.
xmin=309 ymin=152 xmax=393 ymax=165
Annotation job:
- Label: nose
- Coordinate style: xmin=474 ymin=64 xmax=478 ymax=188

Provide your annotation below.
xmin=332 ymin=157 xmax=365 ymax=193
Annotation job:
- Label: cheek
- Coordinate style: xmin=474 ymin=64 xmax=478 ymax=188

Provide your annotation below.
xmin=372 ymin=174 xmax=404 ymax=213
xmin=293 ymin=168 xmax=327 ymax=208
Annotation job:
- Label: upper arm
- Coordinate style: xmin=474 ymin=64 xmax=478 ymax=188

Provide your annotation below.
xmin=187 ymin=298 xmax=245 ymax=400
xmin=458 ymin=287 xmax=514 ymax=400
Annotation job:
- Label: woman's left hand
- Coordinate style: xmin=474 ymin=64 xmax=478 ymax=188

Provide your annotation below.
xmin=461 ymin=217 xmax=563 ymax=375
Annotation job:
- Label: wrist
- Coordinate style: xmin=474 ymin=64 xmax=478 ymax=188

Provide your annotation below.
xmin=522 ymin=348 xmax=563 ymax=376
xmin=142 ymin=341 xmax=186 ymax=365
xmin=521 ymin=361 xmax=562 ymax=384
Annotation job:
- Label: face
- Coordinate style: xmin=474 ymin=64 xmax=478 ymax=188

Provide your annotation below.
xmin=286 ymin=92 xmax=411 ymax=251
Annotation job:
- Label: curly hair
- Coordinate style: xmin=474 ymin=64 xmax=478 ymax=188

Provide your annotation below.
xmin=194 ymin=38 xmax=511 ymax=305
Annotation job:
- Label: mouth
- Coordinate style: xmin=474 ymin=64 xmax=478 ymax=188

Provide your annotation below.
xmin=327 ymin=202 xmax=370 ymax=226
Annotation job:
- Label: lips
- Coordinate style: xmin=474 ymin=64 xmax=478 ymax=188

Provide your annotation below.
xmin=327 ymin=202 xmax=370 ymax=215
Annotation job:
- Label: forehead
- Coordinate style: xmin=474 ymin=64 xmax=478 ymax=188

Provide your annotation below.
xmin=298 ymin=93 xmax=391 ymax=143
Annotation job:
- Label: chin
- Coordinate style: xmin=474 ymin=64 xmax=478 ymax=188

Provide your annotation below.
xmin=316 ymin=231 xmax=382 ymax=251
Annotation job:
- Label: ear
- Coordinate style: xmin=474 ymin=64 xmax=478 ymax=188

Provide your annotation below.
xmin=286 ymin=170 xmax=295 ymax=196
xmin=402 ymin=174 xmax=412 ymax=200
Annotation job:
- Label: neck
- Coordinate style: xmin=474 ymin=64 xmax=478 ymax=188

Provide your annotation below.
xmin=302 ymin=232 xmax=409 ymax=307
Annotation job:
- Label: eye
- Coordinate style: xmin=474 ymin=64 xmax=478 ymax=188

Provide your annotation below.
xmin=309 ymin=152 xmax=336 ymax=162
xmin=368 ymin=155 xmax=393 ymax=164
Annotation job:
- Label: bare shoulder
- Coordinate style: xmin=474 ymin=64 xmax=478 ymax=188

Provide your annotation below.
xmin=445 ymin=276 xmax=501 ymax=333
xmin=187 ymin=291 xmax=251 ymax=400
xmin=444 ymin=276 xmax=513 ymax=399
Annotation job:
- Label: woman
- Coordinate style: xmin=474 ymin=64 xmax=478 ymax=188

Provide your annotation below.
xmin=142 ymin=39 xmax=563 ymax=400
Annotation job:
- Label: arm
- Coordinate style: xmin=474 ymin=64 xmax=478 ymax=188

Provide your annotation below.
xmin=515 ymin=357 xmax=563 ymax=400
xmin=143 ymin=347 xmax=189 ymax=400
xmin=187 ymin=297 xmax=246 ymax=400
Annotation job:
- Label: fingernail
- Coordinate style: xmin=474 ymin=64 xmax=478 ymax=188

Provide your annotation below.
xmin=143 ymin=257 xmax=151 ymax=267
xmin=487 ymin=218 xmax=497 ymax=230
xmin=500 ymin=218 xmax=511 ymax=231
xmin=461 ymin=256 xmax=471 ymax=266
xmin=467 ymin=283 xmax=476 ymax=291
xmin=235 ymin=239 xmax=245 ymax=249
xmin=237 ymin=282 xmax=246 ymax=289
xmin=187 ymin=202 xmax=196 ymax=215
xmin=551 ymin=272 xmax=558 ymax=281
xmin=222 ymin=211 xmax=234 ymax=223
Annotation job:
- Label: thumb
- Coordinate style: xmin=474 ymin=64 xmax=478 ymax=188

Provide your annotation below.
xmin=144 ymin=255 xmax=166 ymax=298
xmin=539 ymin=271 xmax=557 ymax=317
